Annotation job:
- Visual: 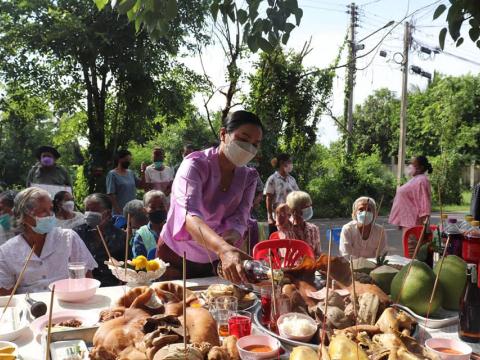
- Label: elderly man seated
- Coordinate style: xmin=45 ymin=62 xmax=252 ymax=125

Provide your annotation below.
xmin=0 ymin=188 xmax=97 ymax=294
xmin=339 ymin=196 xmax=387 ymax=258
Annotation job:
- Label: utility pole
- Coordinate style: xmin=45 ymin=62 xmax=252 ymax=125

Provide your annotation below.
xmin=396 ymin=21 xmax=410 ymax=185
xmin=345 ymin=2 xmax=358 ymax=153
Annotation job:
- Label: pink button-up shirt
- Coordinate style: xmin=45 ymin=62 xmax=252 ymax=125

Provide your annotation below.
xmin=389 ymin=174 xmax=431 ymax=228
xmin=160 ymin=147 xmax=258 ymax=263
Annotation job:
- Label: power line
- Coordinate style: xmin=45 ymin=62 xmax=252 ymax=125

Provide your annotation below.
xmin=301 ymin=5 xmax=347 ymax=13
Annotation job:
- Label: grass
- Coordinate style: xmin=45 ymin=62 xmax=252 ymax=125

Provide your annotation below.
xmin=431 ymin=190 xmax=471 ymax=213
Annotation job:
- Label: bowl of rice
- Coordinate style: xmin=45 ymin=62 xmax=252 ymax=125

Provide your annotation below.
xmin=277 ymin=312 xmax=318 ymax=342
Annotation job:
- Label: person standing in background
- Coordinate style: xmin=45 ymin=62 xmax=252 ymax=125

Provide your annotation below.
xmin=0 ymin=191 xmax=17 ymax=245
xmin=144 ymin=147 xmax=175 ymax=206
xmin=264 ymin=153 xmax=299 ymax=235
xmin=389 ymin=155 xmax=432 ymax=254
xmin=26 ymin=146 xmax=72 ymax=189
xmin=106 ymin=149 xmax=144 ymax=215
xmin=53 ymin=191 xmax=85 ymax=229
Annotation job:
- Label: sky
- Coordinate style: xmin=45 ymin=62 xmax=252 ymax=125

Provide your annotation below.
xmin=181 ymin=0 xmax=480 ymax=146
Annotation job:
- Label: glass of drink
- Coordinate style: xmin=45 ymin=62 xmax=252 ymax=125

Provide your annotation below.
xmin=270 ymin=294 xmax=291 ymax=332
xmin=68 ymin=262 xmax=86 ymax=279
xmin=228 ymin=310 xmax=252 ymax=339
xmin=212 ymin=296 xmax=238 ymax=338
xmin=260 ymin=285 xmax=277 ymax=326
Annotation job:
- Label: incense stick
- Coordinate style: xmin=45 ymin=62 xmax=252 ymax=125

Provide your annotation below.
xmin=349 ymin=257 xmax=360 ymax=360
xmin=375 ymin=225 xmax=386 ymax=259
xmin=45 ymin=284 xmax=55 ymax=360
xmin=182 ymin=252 xmax=187 ymax=355
xmin=267 ymin=249 xmax=277 ymax=318
xmin=0 ymin=245 xmax=35 ymax=321
xmin=125 ymin=214 xmax=131 ymax=281
xmin=321 ymin=227 xmax=333 ymax=347
xmin=96 ymin=225 xmax=122 ymax=285
xmin=394 ymin=216 xmax=430 ymax=305
xmin=420 ymin=235 xmax=451 ymax=342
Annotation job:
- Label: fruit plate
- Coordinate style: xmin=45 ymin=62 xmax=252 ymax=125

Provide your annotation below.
xmin=394 ymin=304 xmax=459 ymax=329
xmin=252 ymin=306 xmax=318 ymax=352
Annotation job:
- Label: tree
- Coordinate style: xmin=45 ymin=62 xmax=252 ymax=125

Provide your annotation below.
xmin=0 ymin=0 xmax=208 ymax=192
xmin=433 ymin=0 xmax=480 ymax=49
xmin=245 ymin=45 xmax=337 ymax=187
xmin=351 ymin=89 xmax=400 ymax=162
xmin=99 ymin=0 xmax=303 ymax=53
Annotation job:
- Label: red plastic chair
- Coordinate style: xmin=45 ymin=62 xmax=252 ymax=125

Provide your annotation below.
xmin=402 ymin=225 xmax=438 ymax=258
xmin=253 ymin=239 xmax=315 ymax=269
xmin=269 ymin=231 xmax=281 ymax=240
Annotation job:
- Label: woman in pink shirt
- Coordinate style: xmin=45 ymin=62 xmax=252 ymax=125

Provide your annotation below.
xmin=157 ymin=111 xmax=263 ymax=283
xmin=389 ymin=156 xmax=432 ymax=240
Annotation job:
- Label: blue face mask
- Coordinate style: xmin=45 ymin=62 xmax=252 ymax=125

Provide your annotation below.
xmin=31 ymin=215 xmax=57 ymax=234
xmin=302 ymin=206 xmax=313 ymax=221
xmin=0 ymin=214 xmax=11 ymax=231
xmin=154 ymin=161 xmax=163 ymax=169
xmin=357 ymin=211 xmax=374 ymax=225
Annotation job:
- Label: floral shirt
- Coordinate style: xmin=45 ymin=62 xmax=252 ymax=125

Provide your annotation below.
xmin=277 ymin=221 xmax=321 ymax=257
xmin=264 ymin=171 xmax=299 ymax=211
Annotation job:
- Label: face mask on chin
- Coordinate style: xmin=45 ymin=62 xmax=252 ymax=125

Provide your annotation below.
xmin=154 ymin=161 xmax=163 ymax=170
xmin=0 ymin=214 xmax=12 ymax=231
xmin=120 ymin=161 xmax=130 ymax=169
xmin=356 ymin=211 xmax=374 ymax=225
xmin=223 ymin=134 xmax=257 ymax=167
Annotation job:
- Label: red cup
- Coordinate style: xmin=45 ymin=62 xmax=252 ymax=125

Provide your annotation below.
xmin=228 ymin=311 xmax=252 ymax=339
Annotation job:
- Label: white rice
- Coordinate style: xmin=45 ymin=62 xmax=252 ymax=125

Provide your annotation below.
xmin=279 ymin=315 xmax=316 ymax=336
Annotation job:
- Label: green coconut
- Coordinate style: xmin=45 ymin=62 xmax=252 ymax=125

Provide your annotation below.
xmin=352 ymin=258 xmax=377 ymax=274
xmin=390 ymin=260 xmax=443 ymax=316
xmin=433 ymin=255 xmax=467 ymax=310
xmin=370 ymin=265 xmax=399 ymax=294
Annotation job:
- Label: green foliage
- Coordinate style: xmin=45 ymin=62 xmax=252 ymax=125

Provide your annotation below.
xmin=307 ymin=149 xmax=396 ymax=218
xmin=245 ymin=46 xmax=336 ymax=188
xmin=99 ymin=0 xmax=303 ymax=53
xmin=433 ymin=0 xmax=480 ymax=49
xmin=73 ymin=165 xmax=89 ymax=209
xmin=429 ymin=152 xmax=464 ymax=205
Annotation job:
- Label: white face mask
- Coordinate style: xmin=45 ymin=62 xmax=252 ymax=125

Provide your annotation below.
xmin=406 ymin=164 xmax=416 ymax=177
xmin=285 ymin=163 xmax=293 ymax=173
xmin=357 ymin=211 xmax=374 ymax=225
xmin=62 ymin=200 xmax=75 ymax=212
xmin=223 ymin=134 xmax=257 ymax=167
xmin=302 ymin=206 xmax=313 ymax=221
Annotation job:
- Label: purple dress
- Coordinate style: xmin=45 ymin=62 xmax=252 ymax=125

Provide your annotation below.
xmin=160 ymin=147 xmax=258 ymax=263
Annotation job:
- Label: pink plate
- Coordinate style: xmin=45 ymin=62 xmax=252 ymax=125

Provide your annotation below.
xmin=30 ymin=310 xmax=99 ymax=339
xmin=49 ymin=278 xmax=100 ymax=302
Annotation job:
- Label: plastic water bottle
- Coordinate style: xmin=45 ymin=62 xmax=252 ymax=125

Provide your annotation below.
xmin=442 ymin=219 xmax=463 ymax=257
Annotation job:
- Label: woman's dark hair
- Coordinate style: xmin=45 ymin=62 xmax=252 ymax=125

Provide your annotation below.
xmin=223 ymin=110 xmax=264 ymax=133
xmin=271 ymin=153 xmax=291 ymax=169
xmin=415 ymin=155 xmax=433 ymax=174
xmin=114 ymin=149 xmax=131 ymax=167
xmin=84 ymin=193 xmax=113 ymax=211
xmin=53 ymin=191 xmax=70 ymax=213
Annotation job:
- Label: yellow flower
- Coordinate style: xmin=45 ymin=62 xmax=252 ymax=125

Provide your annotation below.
xmin=133 ymin=256 xmax=148 ymax=270
xmin=146 ymin=260 xmax=160 ymax=272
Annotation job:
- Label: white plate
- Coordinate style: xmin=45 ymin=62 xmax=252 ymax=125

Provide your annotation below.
xmin=31 ymin=310 xmax=99 ymax=341
xmin=50 ymin=340 xmax=89 ymax=360
xmin=0 ymin=305 xmax=30 ymax=341
xmin=394 ymin=304 xmax=459 ymax=329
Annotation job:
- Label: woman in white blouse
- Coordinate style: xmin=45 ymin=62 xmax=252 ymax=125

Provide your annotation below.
xmin=339 ymin=196 xmax=387 ymax=258
xmin=0 ymin=187 xmax=97 ymax=294
xmin=53 ymin=191 xmax=85 ymax=229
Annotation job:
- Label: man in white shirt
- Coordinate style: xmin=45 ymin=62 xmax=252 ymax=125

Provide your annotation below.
xmin=144 ymin=147 xmax=174 ymax=206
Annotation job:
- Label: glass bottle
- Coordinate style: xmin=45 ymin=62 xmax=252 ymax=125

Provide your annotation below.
xmin=463 ymin=221 xmax=480 ymax=263
xmin=443 ymin=219 xmax=463 ymax=257
xmin=459 ymin=263 xmax=480 ymax=343
xmin=242 ymin=260 xmax=283 ymax=284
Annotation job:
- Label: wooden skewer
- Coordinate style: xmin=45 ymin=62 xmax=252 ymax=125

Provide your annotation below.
xmin=0 ymin=245 xmax=35 ymax=321
xmin=394 ymin=216 xmax=430 ymax=305
xmin=182 ymin=252 xmax=187 ymax=356
xmin=45 ymin=284 xmax=55 ymax=360
xmin=375 ymin=225 xmax=385 ymax=259
xmin=420 ymin=235 xmax=451 ymax=342
xmin=349 ymin=257 xmax=360 ymax=360
xmin=267 ymin=249 xmax=277 ymax=319
xmin=96 ymin=225 xmax=113 ymax=261
xmin=125 ymin=214 xmax=131 ymax=280
xmin=321 ymin=227 xmax=333 ymax=347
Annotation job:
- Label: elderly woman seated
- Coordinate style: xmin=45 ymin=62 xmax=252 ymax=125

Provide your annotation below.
xmin=275 ymin=191 xmax=321 ymax=257
xmin=0 ymin=188 xmax=97 ymax=295
xmin=131 ymin=190 xmax=167 ymax=259
xmin=339 ymin=196 xmax=387 ymax=258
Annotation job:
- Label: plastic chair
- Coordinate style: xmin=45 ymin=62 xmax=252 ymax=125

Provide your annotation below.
xmin=269 ymin=231 xmax=281 ymax=240
xmin=402 ymin=225 xmax=438 ymax=258
xmin=325 ymin=227 xmax=342 ymax=246
xmin=252 ymin=239 xmax=315 ymax=269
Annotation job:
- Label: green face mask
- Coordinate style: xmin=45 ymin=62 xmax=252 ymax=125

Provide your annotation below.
xmin=154 ymin=161 xmax=163 ymax=169
xmin=0 ymin=214 xmax=11 ymax=231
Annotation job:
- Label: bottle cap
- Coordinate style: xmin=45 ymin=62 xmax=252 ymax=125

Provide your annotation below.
xmin=448 ymin=218 xmax=457 ymax=224
xmin=466 ymin=215 xmax=473 ymax=221
xmin=441 ymin=214 xmax=448 ymax=220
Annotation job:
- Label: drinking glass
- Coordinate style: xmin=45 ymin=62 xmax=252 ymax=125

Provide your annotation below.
xmin=260 ymin=284 xmax=281 ymax=326
xmin=228 ymin=310 xmax=252 ymax=339
xmin=212 ymin=296 xmax=238 ymax=337
xmin=68 ymin=262 xmax=86 ymax=279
